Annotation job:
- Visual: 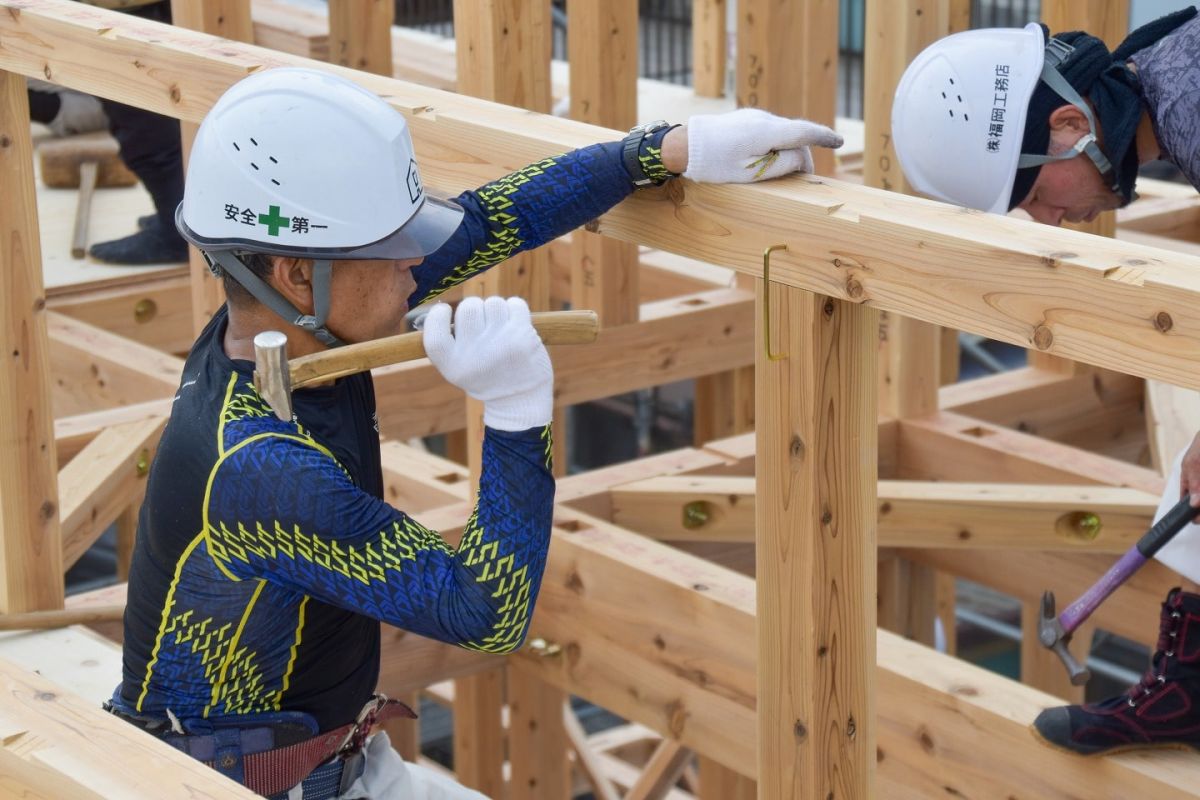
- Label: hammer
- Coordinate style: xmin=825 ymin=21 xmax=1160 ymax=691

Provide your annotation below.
xmin=253 ymin=309 xmax=599 ymax=421
xmin=1039 ymin=495 xmax=1200 ymax=685
xmin=38 ymin=133 xmax=138 ymax=258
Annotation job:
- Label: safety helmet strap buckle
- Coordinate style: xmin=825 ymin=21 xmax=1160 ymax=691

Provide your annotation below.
xmin=1014 ymin=41 xmax=1119 ymax=193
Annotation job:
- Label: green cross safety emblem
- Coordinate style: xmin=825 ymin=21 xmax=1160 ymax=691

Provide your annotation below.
xmin=258 ymin=205 xmax=291 ymax=236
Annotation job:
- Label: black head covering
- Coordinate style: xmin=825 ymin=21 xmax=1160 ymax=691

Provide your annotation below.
xmin=1008 ymin=6 xmax=1198 ymax=210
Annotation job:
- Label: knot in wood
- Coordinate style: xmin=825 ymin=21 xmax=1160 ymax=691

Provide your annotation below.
xmin=847 ymin=716 xmax=857 ymax=740
xmin=846 ymin=278 xmax=864 ymax=300
xmin=789 ymin=435 xmax=805 ymax=461
xmin=1155 ymin=311 xmax=1174 ymax=333
xmin=793 ymin=719 xmax=808 ymax=741
xmin=170 ymin=85 xmax=182 ymax=104
xmin=821 ymin=508 xmax=833 ymax=525
xmin=0 ymin=135 xmax=10 ymax=149
xmin=1032 ymin=324 xmax=1054 ymax=351
xmin=43 ymin=64 xmax=52 ymax=80
xmin=823 ymin=299 xmax=835 ymax=318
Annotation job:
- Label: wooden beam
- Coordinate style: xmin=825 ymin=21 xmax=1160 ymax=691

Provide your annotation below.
xmin=699 ymin=757 xmax=754 ymax=800
xmin=55 ymin=398 xmax=173 ymax=467
xmin=624 ymin=740 xmax=691 ymax=800
xmin=328 ymin=0 xmax=394 ymax=76
xmin=737 ymin=0 xmax=838 ymax=174
xmin=10 ymin=5 xmax=1200 ymax=390
xmin=58 ymin=416 xmax=165 ymax=570
xmin=564 ymin=705 xmax=622 ymax=800
xmin=171 ymin=0 xmax=253 ymax=334
xmin=0 ymin=69 xmax=62 ymax=614
xmin=46 ymin=270 xmax=193 ymax=354
xmin=692 ymin=0 xmax=727 ymax=98
xmin=898 ymin=411 xmax=1164 ymax=492
xmin=568 ymin=0 xmax=640 ymax=327
xmin=0 ymin=656 xmax=260 ymax=797
xmin=373 ymin=289 xmax=753 ymax=439
xmin=46 ymin=311 xmax=183 ymax=417
xmin=611 ymin=476 xmax=1158 ymax=552
xmin=755 ymin=281 xmax=876 ymax=798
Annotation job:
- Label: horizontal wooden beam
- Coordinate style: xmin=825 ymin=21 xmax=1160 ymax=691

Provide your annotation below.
xmin=898 ymin=411 xmax=1164 ymax=493
xmin=0 ymin=656 xmax=258 ymax=797
xmin=46 ymin=311 xmax=183 ymax=417
xmin=58 ymin=416 xmax=165 ymax=570
xmin=610 ymin=476 xmax=1157 ymax=552
xmin=8 ymin=2 xmax=1200 ymax=389
xmin=47 ymin=270 xmax=194 ymax=355
xmin=374 ymin=289 xmax=752 ymax=439
xmin=55 ymin=399 xmax=173 ymax=467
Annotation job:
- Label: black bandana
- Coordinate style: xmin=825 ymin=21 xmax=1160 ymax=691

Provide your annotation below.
xmin=1008 ymin=6 xmax=1198 ymax=210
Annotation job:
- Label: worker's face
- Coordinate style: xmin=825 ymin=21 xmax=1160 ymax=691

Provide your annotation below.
xmin=1013 ymin=105 xmax=1123 ymax=226
xmin=326 ymin=257 xmax=423 ymax=343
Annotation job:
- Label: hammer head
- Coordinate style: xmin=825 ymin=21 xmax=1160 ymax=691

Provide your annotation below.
xmin=1038 ymin=591 xmax=1092 ymax=686
xmin=38 ymin=133 xmax=138 ymax=189
xmin=253 ymin=331 xmax=293 ymax=422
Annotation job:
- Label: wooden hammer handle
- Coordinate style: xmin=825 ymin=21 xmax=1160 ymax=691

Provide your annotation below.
xmin=0 ymin=605 xmax=124 ymax=632
xmin=290 ymin=309 xmax=599 ymax=390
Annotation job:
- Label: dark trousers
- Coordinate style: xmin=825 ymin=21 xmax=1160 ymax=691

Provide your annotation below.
xmin=95 ymin=1 xmax=184 ymax=230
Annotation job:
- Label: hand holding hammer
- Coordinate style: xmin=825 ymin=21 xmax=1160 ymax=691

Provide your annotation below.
xmin=254 ymin=309 xmax=598 ymax=421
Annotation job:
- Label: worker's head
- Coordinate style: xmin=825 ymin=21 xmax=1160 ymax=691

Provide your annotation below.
xmin=176 ymin=67 xmax=463 ymax=346
xmin=891 ymin=8 xmax=1197 ymax=224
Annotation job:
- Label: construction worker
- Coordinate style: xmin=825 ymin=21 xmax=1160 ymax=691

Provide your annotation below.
xmin=104 ymin=66 xmax=841 ymax=799
xmin=892 ymin=7 xmax=1200 ymax=756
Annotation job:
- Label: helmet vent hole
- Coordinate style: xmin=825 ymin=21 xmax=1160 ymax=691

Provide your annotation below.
xmin=948 ymin=109 xmax=954 ymax=118
xmin=949 ymin=77 xmax=955 ymax=85
xmin=232 ymin=142 xmax=240 ymax=152
xmin=963 ymin=114 xmax=969 ymax=122
xmin=957 ymin=95 xmax=963 ymax=102
xmin=269 ymin=156 xmax=279 ymax=164
xmin=250 ymin=137 xmax=259 ymax=146
xmin=251 ymin=162 xmax=259 ymax=170
xmin=271 ymin=179 xmax=281 ymax=186
xmin=941 ymin=91 xmax=947 ymax=99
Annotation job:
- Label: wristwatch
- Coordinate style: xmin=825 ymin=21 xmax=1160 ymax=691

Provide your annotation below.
xmin=621 ymin=119 xmax=672 ymax=187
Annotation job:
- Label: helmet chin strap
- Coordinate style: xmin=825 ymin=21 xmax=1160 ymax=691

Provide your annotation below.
xmin=1015 ymin=39 xmax=1120 ymax=195
xmin=207 ymin=250 xmax=346 ymax=348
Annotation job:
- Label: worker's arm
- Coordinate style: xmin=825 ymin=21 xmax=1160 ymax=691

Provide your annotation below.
xmin=205 ymin=422 xmax=552 ymax=653
xmin=408 ymin=110 xmax=841 ymax=304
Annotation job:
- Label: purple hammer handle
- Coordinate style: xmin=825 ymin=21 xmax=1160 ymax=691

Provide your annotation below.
xmin=1059 ymin=548 xmax=1147 ymax=633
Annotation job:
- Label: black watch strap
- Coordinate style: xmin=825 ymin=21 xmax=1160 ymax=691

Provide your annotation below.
xmin=621 ymin=120 xmax=674 ymax=188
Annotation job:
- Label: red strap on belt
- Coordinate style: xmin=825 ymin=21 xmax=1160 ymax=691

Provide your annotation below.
xmin=211 ymin=696 xmax=417 ymax=798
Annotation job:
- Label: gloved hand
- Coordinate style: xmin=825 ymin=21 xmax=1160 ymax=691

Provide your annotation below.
xmin=423 ymin=296 xmax=553 ymax=432
xmin=683 ymin=107 xmax=842 ymax=183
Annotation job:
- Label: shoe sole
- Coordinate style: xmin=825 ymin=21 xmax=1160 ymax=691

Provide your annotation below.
xmin=1030 ymin=721 xmax=1200 ymax=757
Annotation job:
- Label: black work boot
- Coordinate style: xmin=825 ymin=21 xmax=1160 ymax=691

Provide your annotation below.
xmin=89 ymin=216 xmax=188 ymax=265
xmin=1033 ymin=588 xmax=1200 ymax=755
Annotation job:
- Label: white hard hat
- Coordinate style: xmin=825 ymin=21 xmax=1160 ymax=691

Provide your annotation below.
xmin=892 ymin=24 xmax=1045 ymax=214
xmin=178 ymin=66 xmax=462 ymax=259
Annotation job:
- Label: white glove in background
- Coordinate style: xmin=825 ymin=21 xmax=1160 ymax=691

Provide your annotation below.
xmin=683 ymin=107 xmax=843 ymax=184
xmin=1153 ymin=450 xmax=1200 ymax=584
xmin=422 ymin=296 xmax=553 ymax=432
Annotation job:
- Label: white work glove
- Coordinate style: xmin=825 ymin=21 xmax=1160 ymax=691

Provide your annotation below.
xmin=422 ymin=296 xmax=553 ymax=432
xmin=683 ymin=108 xmax=842 ymax=184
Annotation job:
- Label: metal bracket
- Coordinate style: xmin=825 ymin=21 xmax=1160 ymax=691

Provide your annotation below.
xmin=763 ymin=244 xmax=788 ymax=361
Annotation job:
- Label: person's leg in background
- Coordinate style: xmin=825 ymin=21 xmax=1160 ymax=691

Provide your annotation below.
xmin=88 ymin=0 xmax=188 ymax=265
xmin=27 ymin=80 xmax=108 ymax=137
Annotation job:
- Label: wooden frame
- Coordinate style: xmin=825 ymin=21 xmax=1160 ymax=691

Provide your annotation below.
xmin=5 ymin=1 xmax=1200 ymax=797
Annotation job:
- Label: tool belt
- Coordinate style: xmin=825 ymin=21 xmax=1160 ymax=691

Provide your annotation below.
xmin=108 ymin=695 xmax=416 ymax=798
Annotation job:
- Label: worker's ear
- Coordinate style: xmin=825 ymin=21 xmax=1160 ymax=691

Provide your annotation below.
xmin=1047 ymin=103 xmax=1092 ymax=135
xmin=270 ymin=257 xmax=315 ymax=312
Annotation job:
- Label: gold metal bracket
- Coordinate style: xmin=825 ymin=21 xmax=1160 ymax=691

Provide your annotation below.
xmin=763 ymin=244 xmax=788 ymax=361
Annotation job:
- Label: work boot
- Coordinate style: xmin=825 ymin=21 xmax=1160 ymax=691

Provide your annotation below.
xmin=1033 ymin=588 xmax=1200 ymax=755
xmin=89 ymin=216 xmax=188 ymax=265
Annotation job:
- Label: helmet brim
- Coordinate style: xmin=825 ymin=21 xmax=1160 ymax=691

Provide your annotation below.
xmin=177 ymin=194 xmax=465 ymax=261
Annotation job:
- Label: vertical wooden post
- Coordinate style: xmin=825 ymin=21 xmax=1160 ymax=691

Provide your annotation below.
xmin=171 ymin=0 xmax=253 ymax=335
xmin=736 ymin=0 xmax=838 ymax=175
xmin=1030 ymin=0 xmax=1127 ymax=372
xmin=699 ymin=756 xmax=755 ymax=800
xmin=568 ymin=0 xmax=641 ymax=327
xmin=755 ymin=279 xmax=876 ymax=799
xmin=864 ymin=0 xmax=962 ymax=648
xmin=328 ymin=0 xmax=395 ymax=76
xmin=382 ymin=691 xmax=422 ymax=762
xmin=453 ymin=3 xmax=565 ymax=796
xmin=692 ymin=0 xmax=727 ymax=98
xmin=0 ymin=71 xmax=63 ymax=613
